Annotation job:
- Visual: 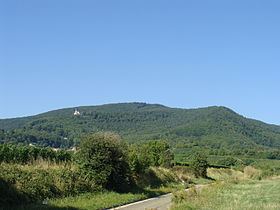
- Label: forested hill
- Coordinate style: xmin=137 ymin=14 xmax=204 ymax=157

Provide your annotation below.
xmin=0 ymin=103 xmax=280 ymax=157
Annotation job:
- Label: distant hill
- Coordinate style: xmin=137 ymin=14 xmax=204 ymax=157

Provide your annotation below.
xmin=0 ymin=103 xmax=280 ymax=158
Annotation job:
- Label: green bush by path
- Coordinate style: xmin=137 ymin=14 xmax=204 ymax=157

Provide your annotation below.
xmin=77 ymin=132 xmax=132 ymax=192
xmin=128 ymin=140 xmax=174 ymax=175
xmin=190 ymin=153 xmax=209 ymax=178
xmin=0 ymin=163 xmax=97 ymax=204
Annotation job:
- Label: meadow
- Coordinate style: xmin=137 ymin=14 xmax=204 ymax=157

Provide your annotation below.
xmin=172 ymin=168 xmax=280 ymax=210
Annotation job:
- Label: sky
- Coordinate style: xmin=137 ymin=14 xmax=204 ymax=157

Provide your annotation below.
xmin=1 ymin=0 xmax=280 ymax=124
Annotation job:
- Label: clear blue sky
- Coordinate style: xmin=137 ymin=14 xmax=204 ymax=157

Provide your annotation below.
xmin=1 ymin=0 xmax=280 ymax=124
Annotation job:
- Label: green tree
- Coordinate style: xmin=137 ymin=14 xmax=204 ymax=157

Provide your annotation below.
xmin=77 ymin=132 xmax=132 ymax=192
xmin=191 ymin=152 xmax=209 ymax=178
xmin=128 ymin=145 xmax=150 ymax=174
xmin=145 ymin=140 xmax=174 ymax=167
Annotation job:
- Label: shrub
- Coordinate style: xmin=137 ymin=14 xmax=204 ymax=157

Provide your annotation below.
xmin=54 ymin=168 xmax=100 ymax=195
xmin=128 ymin=145 xmax=150 ymax=175
xmin=0 ymin=164 xmax=59 ymax=202
xmin=19 ymin=169 xmax=61 ymax=201
xmin=0 ymin=178 xmax=28 ymax=206
xmin=190 ymin=153 xmax=209 ymax=178
xmin=144 ymin=140 xmax=174 ymax=167
xmin=77 ymin=132 xmax=132 ymax=192
xmin=128 ymin=140 xmax=174 ymax=174
xmin=0 ymin=163 xmax=99 ymax=206
xmin=172 ymin=187 xmax=197 ymax=204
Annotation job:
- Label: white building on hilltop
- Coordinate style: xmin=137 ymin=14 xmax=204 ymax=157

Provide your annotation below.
xmin=74 ymin=109 xmax=81 ymax=116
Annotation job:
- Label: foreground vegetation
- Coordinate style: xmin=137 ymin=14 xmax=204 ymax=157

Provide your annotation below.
xmin=2 ymin=185 xmax=170 ymax=210
xmin=172 ymin=168 xmax=280 ymax=210
xmin=173 ymin=178 xmax=280 ymax=210
xmin=0 ymin=164 xmax=186 ymax=210
xmin=1 ymin=130 xmax=279 ymax=209
xmin=0 ymin=133 xmax=185 ymax=209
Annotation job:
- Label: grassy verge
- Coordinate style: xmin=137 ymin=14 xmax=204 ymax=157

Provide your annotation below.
xmin=6 ymin=185 xmax=181 ymax=210
xmin=49 ymin=186 xmax=178 ymax=210
xmin=50 ymin=191 xmax=148 ymax=210
xmin=2 ymin=166 xmax=187 ymax=210
xmin=172 ymin=177 xmax=280 ymax=210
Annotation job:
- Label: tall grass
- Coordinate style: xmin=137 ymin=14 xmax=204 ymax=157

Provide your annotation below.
xmin=50 ymin=191 xmax=148 ymax=210
xmin=172 ymin=169 xmax=280 ymax=210
xmin=1 ymin=164 xmax=190 ymax=210
xmin=0 ymin=162 xmax=97 ymax=205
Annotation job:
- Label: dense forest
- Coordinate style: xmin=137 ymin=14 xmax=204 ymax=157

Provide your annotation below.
xmin=0 ymin=103 xmax=280 ymax=159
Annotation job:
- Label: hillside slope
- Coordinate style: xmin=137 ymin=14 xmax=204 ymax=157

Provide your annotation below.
xmin=0 ymin=103 xmax=280 ymax=156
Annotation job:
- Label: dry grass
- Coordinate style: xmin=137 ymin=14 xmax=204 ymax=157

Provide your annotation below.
xmin=207 ymin=168 xmax=244 ymax=181
xmin=243 ymin=166 xmax=262 ymax=179
xmin=172 ymin=174 xmax=280 ymax=210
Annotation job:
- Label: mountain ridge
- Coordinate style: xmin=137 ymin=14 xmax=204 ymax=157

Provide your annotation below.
xmin=1 ymin=103 xmax=273 ymax=126
xmin=0 ymin=102 xmax=279 ymax=158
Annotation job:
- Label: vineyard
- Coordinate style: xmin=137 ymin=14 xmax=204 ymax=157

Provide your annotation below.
xmin=0 ymin=143 xmax=72 ymax=164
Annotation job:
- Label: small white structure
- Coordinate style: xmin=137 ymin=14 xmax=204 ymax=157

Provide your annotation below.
xmin=74 ymin=109 xmax=81 ymax=116
xmin=52 ymin=148 xmax=60 ymax=152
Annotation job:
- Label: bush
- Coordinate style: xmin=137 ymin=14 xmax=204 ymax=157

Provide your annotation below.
xmin=0 ymin=164 xmax=59 ymax=202
xmin=0 ymin=178 xmax=28 ymax=206
xmin=128 ymin=145 xmax=150 ymax=175
xmin=55 ymin=168 xmax=100 ymax=195
xmin=190 ymin=153 xmax=209 ymax=178
xmin=0 ymin=163 xmax=98 ymax=206
xmin=128 ymin=140 xmax=174 ymax=175
xmin=144 ymin=140 xmax=174 ymax=167
xmin=172 ymin=187 xmax=197 ymax=204
xmin=77 ymin=132 xmax=132 ymax=192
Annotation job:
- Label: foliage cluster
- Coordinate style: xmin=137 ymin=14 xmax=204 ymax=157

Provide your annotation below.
xmin=0 ymin=163 xmax=96 ymax=205
xmin=129 ymin=140 xmax=174 ymax=175
xmin=77 ymin=132 xmax=131 ymax=192
xmin=77 ymin=133 xmax=174 ymax=192
xmin=0 ymin=133 xmax=175 ymax=207
xmin=190 ymin=153 xmax=209 ymax=178
xmin=0 ymin=143 xmax=72 ymax=164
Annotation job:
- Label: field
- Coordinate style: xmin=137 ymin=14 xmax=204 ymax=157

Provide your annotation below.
xmin=1 ymin=138 xmax=279 ymax=210
xmin=172 ymin=174 xmax=280 ymax=210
